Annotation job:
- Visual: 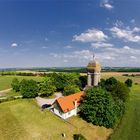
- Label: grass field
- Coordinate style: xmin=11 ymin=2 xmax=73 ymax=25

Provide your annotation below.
xmin=109 ymin=84 xmax=140 ymax=140
xmin=0 ymin=99 xmax=112 ymax=140
xmin=0 ymin=73 xmax=140 ymax=140
xmin=0 ymin=76 xmax=43 ymax=91
xmin=101 ymin=74 xmax=140 ymax=140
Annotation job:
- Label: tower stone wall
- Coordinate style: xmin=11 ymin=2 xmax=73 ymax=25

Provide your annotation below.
xmin=87 ymin=56 xmax=101 ymax=87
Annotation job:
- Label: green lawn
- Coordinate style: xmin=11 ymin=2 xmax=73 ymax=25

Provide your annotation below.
xmin=6 ymin=90 xmax=20 ymax=97
xmin=103 ymin=74 xmax=140 ymax=140
xmin=109 ymin=84 xmax=140 ymax=140
xmin=0 ymin=74 xmax=140 ymax=140
xmin=0 ymin=99 xmax=111 ymax=140
xmin=0 ymin=76 xmax=43 ymax=90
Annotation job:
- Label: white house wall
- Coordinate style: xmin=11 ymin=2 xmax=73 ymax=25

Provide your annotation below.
xmin=53 ymin=106 xmax=77 ymax=119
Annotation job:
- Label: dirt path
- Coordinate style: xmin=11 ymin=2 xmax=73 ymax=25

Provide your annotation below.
xmin=36 ymin=92 xmax=62 ymax=107
xmin=0 ymin=88 xmax=12 ymax=97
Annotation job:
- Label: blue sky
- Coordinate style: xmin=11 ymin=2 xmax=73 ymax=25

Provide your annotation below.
xmin=0 ymin=0 xmax=140 ymax=68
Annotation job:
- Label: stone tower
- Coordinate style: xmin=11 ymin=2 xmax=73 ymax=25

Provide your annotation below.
xmin=87 ymin=55 xmax=101 ymax=87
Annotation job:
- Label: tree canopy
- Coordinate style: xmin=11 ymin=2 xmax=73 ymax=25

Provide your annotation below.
xmin=125 ymin=78 xmax=133 ymax=87
xmin=80 ymin=87 xmax=117 ymax=128
xmin=111 ymin=81 xmax=130 ymax=102
xmin=39 ymin=77 xmax=56 ymax=97
xmin=11 ymin=78 xmax=20 ymax=92
xmin=100 ymin=77 xmax=130 ymax=102
xmin=20 ymin=79 xmax=39 ymax=98
xmin=80 ymin=77 xmax=131 ymax=128
xmin=104 ymin=77 xmax=118 ymax=91
xmin=63 ymin=84 xmax=80 ymax=96
xmin=48 ymin=72 xmax=81 ymax=92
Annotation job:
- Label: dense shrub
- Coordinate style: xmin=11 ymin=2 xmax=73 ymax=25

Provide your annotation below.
xmin=125 ymin=78 xmax=133 ymax=87
xmin=11 ymin=78 xmax=20 ymax=92
xmin=111 ymin=82 xmax=130 ymax=102
xmin=48 ymin=72 xmax=81 ymax=92
xmin=39 ymin=77 xmax=56 ymax=97
xmin=100 ymin=77 xmax=130 ymax=102
xmin=20 ymin=79 xmax=39 ymax=98
xmin=63 ymin=84 xmax=80 ymax=96
xmin=79 ymin=76 xmax=87 ymax=88
xmin=80 ymin=87 xmax=117 ymax=128
xmin=73 ymin=134 xmax=86 ymax=140
xmin=104 ymin=77 xmax=118 ymax=91
xmin=16 ymin=72 xmax=35 ymax=76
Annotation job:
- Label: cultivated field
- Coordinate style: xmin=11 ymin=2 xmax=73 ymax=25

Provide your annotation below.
xmin=101 ymin=72 xmax=140 ymax=84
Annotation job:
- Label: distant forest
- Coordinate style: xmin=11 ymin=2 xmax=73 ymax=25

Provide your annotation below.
xmin=28 ymin=67 xmax=140 ymax=73
xmin=0 ymin=67 xmax=140 ymax=74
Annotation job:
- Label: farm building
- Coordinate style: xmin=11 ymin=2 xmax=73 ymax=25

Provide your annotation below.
xmin=52 ymin=91 xmax=84 ymax=119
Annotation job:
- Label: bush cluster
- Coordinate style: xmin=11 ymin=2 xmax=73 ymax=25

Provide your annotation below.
xmin=73 ymin=134 xmax=86 ymax=140
xmin=80 ymin=77 xmax=130 ymax=128
xmin=47 ymin=73 xmax=83 ymax=96
xmin=11 ymin=78 xmax=39 ymax=98
xmin=11 ymin=72 xmax=86 ymax=98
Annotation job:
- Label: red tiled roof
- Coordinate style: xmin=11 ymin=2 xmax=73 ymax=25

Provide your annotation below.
xmin=56 ymin=91 xmax=85 ymax=113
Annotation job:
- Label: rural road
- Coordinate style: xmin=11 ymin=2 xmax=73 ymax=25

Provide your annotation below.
xmin=0 ymin=88 xmax=12 ymax=97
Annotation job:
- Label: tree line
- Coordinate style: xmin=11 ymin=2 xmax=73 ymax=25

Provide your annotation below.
xmin=80 ymin=77 xmax=132 ymax=128
xmin=11 ymin=73 xmax=132 ymax=128
xmin=11 ymin=72 xmax=87 ymax=98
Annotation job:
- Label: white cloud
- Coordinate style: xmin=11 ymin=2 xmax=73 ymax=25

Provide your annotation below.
xmin=110 ymin=26 xmax=140 ymax=43
xmin=123 ymin=46 xmax=130 ymax=50
xmin=63 ymin=59 xmax=68 ymax=63
xmin=11 ymin=43 xmax=18 ymax=47
xmin=130 ymin=56 xmax=136 ymax=59
xmin=91 ymin=42 xmax=114 ymax=48
xmin=64 ymin=45 xmax=73 ymax=49
xmin=73 ymin=50 xmax=93 ymax=60
xmin=133 ymin=27 xmax=140 ymax=32
xmin=95 ymin=46 xmax=140 ymax=66
xmin=48 ymin=44 xmax=140 ymax=67
xmin=100 ymin=0 xmax=114 ymax=10
xmin=73 ymin=28 xmax=108 ymax=43
xmin=113 ymin=20 xmax=124 ymax=27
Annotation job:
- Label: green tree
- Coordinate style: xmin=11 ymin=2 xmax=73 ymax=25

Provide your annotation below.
xmin=63 ymin=84 xmax=80 ymax=96
xmin=112 ymin=82 xmax=130 ymax=102
xmin=79 ymin=75 xmax=87 ymax=88
xmin=113 ymin=99 xmax=125 ymax=123
xmin=20 ymin=79 xmax=39 ymax=98
xmin=101 ymin=77 xmax=130 ymax=102
xmin=39 ymin=77 xmax=56 ymax=97
xmin=48 ymin=72 xmax=81 ymax=92
xmin=11 ymin=78 xmax=20 ymax=92
xmin=125 ymin=78 xmax=133 ymax=87
xmin=104 ymin=77 xmax=118 ymax=91
xmin=99 ymin=78 xmax=106 ymax=88
xmin=80 ymin=87 xmax=117 ymax=128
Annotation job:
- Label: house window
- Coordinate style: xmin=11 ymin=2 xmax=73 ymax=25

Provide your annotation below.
xmin=68 ymin=112 xmax=71 ymax=115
